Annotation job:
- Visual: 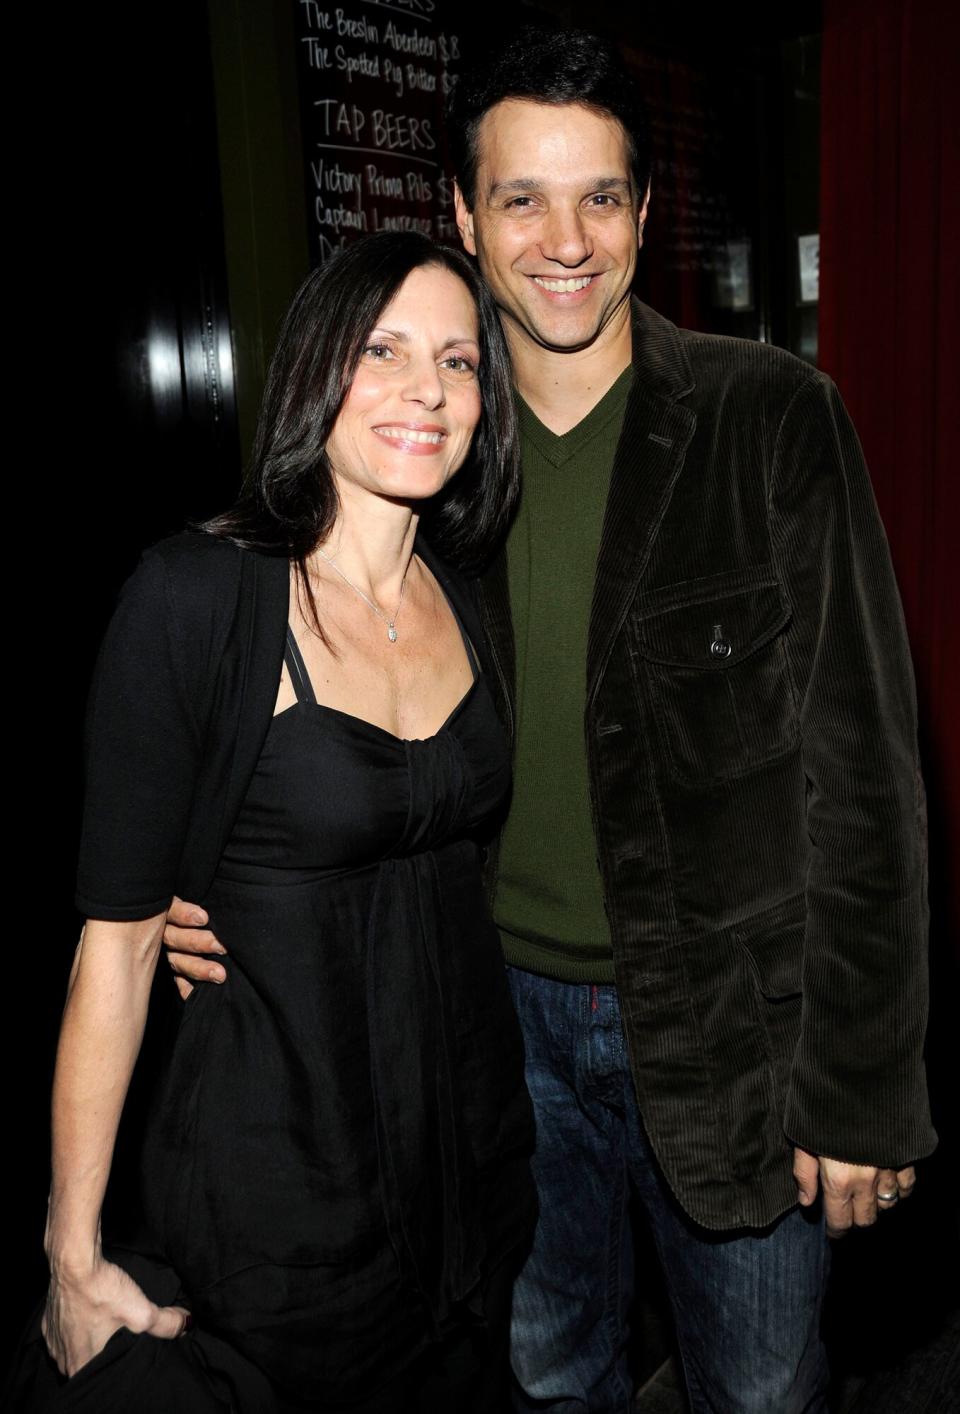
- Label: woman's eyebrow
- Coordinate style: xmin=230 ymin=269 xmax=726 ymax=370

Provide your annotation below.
xmin=367 ymin=328 xmax=479 ymax=349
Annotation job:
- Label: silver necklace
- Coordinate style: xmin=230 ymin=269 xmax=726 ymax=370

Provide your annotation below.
xmin=316 ymin=547 xmax=408 ymax=643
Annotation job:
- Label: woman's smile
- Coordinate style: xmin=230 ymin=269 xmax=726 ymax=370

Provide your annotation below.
xmin=372 ymin=422 xmax=448 ymax=451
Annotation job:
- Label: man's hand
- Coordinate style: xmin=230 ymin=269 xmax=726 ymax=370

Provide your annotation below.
xmin=162 ymin=897 xmax=227 ymax=1000
xmin=793 ymin=1148 xmax=916 ymax=1237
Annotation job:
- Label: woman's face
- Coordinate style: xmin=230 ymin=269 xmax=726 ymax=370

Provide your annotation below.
xmin=325 ymin=264 xmax=483 ymax=508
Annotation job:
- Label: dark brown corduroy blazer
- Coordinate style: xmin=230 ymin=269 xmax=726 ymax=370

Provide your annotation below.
xmin=477 ymin=299 xmax=936 ymax=1231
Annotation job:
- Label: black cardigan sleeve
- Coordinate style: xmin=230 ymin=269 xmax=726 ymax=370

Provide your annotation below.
xmin=75 ymin=543 xmax=211 ymax=921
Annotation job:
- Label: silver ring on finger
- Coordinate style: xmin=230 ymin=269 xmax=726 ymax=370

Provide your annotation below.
xmin=877 ymin=1191 xmax=899 ymax=1202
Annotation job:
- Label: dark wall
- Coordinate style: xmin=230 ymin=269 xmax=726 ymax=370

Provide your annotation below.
xmin=10 ymin=0 xmax=242 ymax=1367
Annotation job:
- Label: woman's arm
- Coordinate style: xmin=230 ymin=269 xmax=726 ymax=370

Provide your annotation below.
xmin=42 ymin=917 xmax=189 ymax=1376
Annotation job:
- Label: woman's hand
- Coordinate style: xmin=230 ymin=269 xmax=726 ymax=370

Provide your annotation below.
xmin=42 ymin=1253 xmax=190 ymax=1377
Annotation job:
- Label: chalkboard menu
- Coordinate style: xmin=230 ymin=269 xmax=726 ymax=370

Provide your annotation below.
xmin=293 ymin=0 xmax=463 ymax=263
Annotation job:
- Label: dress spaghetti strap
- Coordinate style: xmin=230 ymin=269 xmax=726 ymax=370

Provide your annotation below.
xmin=284 ymin=627 xmax=317 ymax=705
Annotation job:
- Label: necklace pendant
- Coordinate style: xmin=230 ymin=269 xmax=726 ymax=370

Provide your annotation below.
xmin=387 ymin=625 xmax=398 ymax=643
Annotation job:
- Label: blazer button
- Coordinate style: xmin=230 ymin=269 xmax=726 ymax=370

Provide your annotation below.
xmin=710 ymin=623 xmax=732 ymax=659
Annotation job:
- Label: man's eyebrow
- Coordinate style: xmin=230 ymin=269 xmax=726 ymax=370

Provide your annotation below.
xmin=591 ymin=177 xmax=633 ymax=194
xmin=486 ymin=178 xmax=546 ymax=200
xmin=485 ymin=176 xmax=633 ymax=201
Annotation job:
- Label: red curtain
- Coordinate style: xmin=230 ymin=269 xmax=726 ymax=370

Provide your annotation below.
xmin=820 ymin=0 xmax=960 ymax=956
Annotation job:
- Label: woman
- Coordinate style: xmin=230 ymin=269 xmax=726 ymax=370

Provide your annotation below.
xmin=29 ymin=233 xmax=535 ymax=1412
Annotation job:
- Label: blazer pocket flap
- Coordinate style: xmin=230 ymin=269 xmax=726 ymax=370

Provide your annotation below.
xmin=737 ymin=923 xmax=804 ymax=999
xmin=634 ymin=581 xmax=791 ymax=670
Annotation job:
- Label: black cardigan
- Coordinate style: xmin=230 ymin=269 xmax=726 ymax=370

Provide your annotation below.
xmin=76 ymin=531 xmax=483 ymax=920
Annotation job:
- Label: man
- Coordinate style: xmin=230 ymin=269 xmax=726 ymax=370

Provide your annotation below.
xmin=165 ymin=27 xmax=935 ymax=1412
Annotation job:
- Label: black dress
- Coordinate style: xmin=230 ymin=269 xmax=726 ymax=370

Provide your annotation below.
xmin=138 ymin=624 xmax=534 ymax=1402
xmin=12 ymin=579 xmax=535 ymax=1413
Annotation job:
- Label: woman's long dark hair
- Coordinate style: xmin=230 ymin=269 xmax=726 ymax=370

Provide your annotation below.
xmin=203 ymin=233 xmax=518 ymax=594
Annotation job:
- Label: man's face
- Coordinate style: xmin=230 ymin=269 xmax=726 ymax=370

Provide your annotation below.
xmin=455 ymin=100 xmax=647 ymax=357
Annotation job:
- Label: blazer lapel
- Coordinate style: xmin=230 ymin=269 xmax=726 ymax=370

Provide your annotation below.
xmin=477 ymin=546 xmax=515 ymax=741
xmin=586 ymin=303 xmax=697 ymax=706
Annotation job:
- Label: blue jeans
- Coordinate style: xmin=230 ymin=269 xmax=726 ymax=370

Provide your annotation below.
xmin=506 ymin=968 xmax=830 ymax=1414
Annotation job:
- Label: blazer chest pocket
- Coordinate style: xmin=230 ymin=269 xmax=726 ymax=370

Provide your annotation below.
xmin=631 ymin=571 xmax=799 ymax=784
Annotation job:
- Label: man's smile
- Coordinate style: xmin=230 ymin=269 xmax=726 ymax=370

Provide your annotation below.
xmin=530 ymin=274 xmax=596 ymax=293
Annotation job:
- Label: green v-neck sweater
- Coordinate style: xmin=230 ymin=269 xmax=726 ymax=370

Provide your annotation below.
xmin=495 ymin=368 xmax=633 ymax=983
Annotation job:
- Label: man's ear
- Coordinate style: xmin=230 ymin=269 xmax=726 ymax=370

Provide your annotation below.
xmin=637 ymin=181 xmax=651 ymax=249
xmin=454 ymin=181 xmax=477 ymax=255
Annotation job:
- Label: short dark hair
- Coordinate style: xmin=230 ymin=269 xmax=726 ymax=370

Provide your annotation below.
xmin=204 ymin=232 xmax=518 ymax=580
xmin=448 ymin=26 xmax=650 ymax=210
